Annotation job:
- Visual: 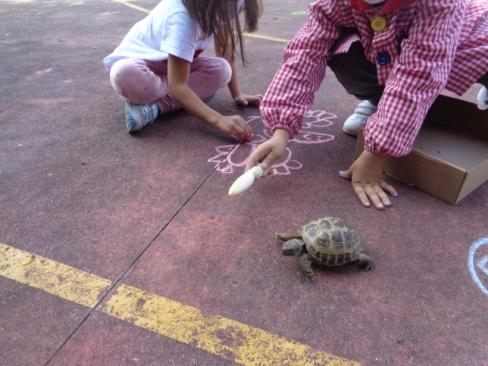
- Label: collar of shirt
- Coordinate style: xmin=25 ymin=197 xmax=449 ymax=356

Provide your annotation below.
xmin=349 ymin=0 xmax=414 ymax=14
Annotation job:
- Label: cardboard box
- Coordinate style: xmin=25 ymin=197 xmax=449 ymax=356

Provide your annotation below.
xmin=355 ymin=95 xmax=488 ymax=204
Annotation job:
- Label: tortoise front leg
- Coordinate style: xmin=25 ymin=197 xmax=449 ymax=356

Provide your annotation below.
xmin=275 ymin=232 xmax=302 ymax=241
xmin=299 ymin=253 xmax=315 ymax=281
xmin=357 ymin=253 xmax=375 ymax=271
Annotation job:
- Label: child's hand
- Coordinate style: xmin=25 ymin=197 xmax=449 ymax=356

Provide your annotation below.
xmin=235 ymin=94 xmax=263 ymax=107
xmin=245 ymin=129 xmax=289 ymax=173
xmin=339 ymin=150 xmax=398 ymax=210
xmin=213 ymin=115 xmax=252 ymax=142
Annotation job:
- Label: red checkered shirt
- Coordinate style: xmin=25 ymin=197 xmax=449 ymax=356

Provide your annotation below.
xmin=260 ymin=0 xmax=488 ymax=156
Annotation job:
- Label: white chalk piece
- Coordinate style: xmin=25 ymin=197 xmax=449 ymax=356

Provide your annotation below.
xmin=228 ymin=165 xmax=264 ymax=196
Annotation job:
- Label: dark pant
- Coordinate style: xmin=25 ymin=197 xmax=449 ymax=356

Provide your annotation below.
xmin=328 ymin=42 xmax=488 ymax=104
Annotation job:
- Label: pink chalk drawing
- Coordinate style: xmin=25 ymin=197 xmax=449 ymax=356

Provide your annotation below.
xmin=208 ymin=110 xmax=337 ymax=176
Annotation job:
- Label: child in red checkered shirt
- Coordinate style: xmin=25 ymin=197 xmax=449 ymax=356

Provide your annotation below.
xmin=246 ymin=0 xmax=487 ymax=209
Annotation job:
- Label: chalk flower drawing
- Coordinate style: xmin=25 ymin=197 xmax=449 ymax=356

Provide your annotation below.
xmin=468 ymin=237 xmax=488 ymax=297
xmin=208 ymin=110 xmax=336 ymax=175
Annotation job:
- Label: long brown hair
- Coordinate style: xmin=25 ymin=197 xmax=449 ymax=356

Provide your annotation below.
xmin=182 ymin=0 xmax=263 ymax=65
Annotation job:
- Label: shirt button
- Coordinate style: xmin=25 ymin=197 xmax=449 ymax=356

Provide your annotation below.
xmin=376 ymin=51 xmax=391 ymax=65
xmin=371 ymin=16 xmax=387 ymax=32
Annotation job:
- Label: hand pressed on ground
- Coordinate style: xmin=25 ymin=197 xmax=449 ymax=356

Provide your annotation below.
xmin=339 ymin=149 xmax=398 ymax=210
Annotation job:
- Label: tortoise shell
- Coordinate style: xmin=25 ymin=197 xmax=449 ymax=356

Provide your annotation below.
xmin=300 ymin=217 xmax=361 ymax=266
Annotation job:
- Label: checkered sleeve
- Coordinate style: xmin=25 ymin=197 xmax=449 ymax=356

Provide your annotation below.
xmin=364 ymin=0 xmax=466 ymax=157
xmin=260 ymin=1 xmax=341 ymax=138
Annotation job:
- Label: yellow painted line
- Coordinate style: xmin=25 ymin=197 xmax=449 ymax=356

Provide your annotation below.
xmin=0 ymin=242 xmax=358 ymax=365
xmin=0 ymin=242 xmax=111 ymax=307
xmin=103 ymin=284 xmax=358 ymax=366
xmin=115 ymin=0 xmax=150 ymax=14
xmin=115 ymin=0 xmax=290 ymax=44
xmin=241 ymin=32 xmax=289 ymax=44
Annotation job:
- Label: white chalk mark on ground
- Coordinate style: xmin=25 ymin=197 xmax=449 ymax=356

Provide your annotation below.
xmin=208 ymin=110 xmax=336 ymax=175
xmin=468 ymin=237 xmax=488 ymax=297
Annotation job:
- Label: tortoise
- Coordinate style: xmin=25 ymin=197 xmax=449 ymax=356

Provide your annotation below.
xmin=276 ymin=217 xmax=374 ymax=281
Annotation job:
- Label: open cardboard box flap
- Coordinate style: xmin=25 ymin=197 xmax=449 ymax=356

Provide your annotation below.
xmin=355 ymin=95 xmax=488 ymax=204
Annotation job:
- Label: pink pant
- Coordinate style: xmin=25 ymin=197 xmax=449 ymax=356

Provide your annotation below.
xmin=109 ymin=56 xmax=232 ymax=113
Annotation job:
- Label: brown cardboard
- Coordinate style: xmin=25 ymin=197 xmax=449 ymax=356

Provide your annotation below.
xmin=355 ymin=95 xmax=488 ymax=204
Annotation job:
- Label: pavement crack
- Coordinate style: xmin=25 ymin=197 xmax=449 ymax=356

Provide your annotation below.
xmin=43 ymin=147 xmax=235 ymax=365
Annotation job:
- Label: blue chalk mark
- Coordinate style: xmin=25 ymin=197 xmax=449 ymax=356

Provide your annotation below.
xmin=478 ymin=256 xmax=488 ymax=277
xmin=468 ymin=237 xmax=488 ymax=297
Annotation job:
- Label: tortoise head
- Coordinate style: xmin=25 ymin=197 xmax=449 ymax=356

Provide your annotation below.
xmin=282 ymin=239 xmax=305 ymax=256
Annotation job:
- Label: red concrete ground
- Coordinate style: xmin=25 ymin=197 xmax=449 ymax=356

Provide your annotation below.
xmin=1 ymin=0 xmax=487 ymax=365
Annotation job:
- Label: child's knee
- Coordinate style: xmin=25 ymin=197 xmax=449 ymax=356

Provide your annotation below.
xmin=218 ymin=58 xmax=232 ymax=85
xmin=206 ymin=58 xmax=232 ymax=86
xmin=109 ymin=58 xmax=162 ymax=104
xmin=110 ymin=59 xmax=135 ymax=97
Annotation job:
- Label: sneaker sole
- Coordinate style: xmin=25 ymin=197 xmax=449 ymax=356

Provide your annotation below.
xmin=343 ymin=126 xmax=359 ymax=136
xmin=125 ymin=104 xmax=143 ymax=133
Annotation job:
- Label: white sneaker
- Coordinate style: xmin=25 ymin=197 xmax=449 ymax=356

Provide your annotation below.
xmin=124 ymin=102 xmax=159 ymax=133
xmin=343 ymin=100 xmax=377 ymax=136
xmin=477 ymin=86 xmax=487 ymax=111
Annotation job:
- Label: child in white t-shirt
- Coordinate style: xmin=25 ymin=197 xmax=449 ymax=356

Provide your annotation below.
xmin=103 ymin=0 xmax=263 ymax=140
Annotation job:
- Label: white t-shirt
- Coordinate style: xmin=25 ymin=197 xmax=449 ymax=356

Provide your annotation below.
xmin=103 ymin=0 xmax=244 ymax=69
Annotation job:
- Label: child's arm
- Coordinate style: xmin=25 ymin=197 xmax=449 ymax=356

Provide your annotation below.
xmin=364 ymin=3 xmax=465 ymax=158
xmin=246 ymin=1 xmax=341 ymax=170
xmin=167 ymin=54 xmax=252 ymax=141
xmin=214 ymin=36 xmax=262 ymax=107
